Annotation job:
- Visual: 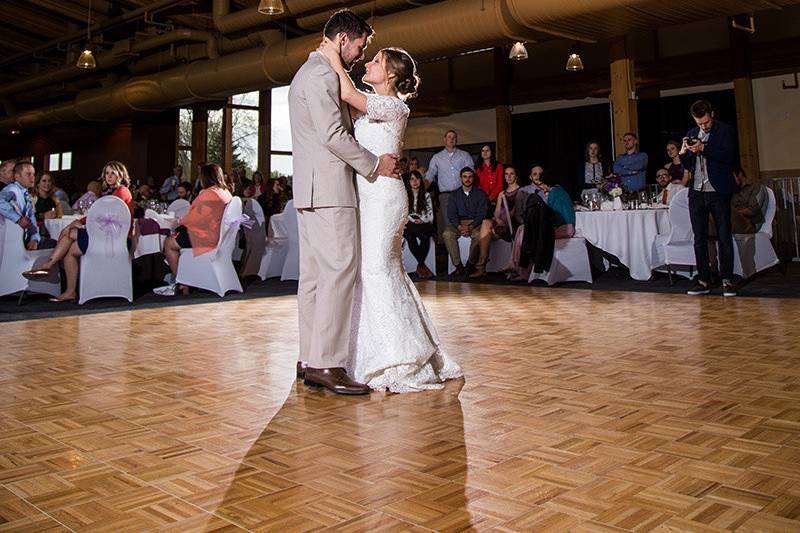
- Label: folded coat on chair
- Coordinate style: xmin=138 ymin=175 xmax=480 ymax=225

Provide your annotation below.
xmin=520 ymin=193 xmax=555 ymax=274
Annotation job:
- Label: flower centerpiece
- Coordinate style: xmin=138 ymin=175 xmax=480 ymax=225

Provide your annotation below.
xmin=593 ymin=174 xmax=624 ymax=199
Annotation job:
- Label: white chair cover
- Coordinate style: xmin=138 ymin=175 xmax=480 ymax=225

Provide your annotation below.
xmin=280 ymin=200 xmax=300 ymax=281
xmin=239 ymin=199 xmax=267 ymax=279
xmin=529 ymin=237 xmax=593 ymax=285
xmin=402 ymin=236 xmax=436 ymax=276
xmin=259 ymin=201 xmax=294 ymax=280
xmin=0 ymin=217 xmax=61 ymax=297
xmin=447 ymin=236 xmax=473 ymax=274
xmin=176 ymin=197 xmax=244 ymax=297
xmin=166 ymin=199 xmax=191 ymax=220
xmin=78 ymin=196 xmax=133 ymax=304
xmin=650 ymin=187 xmax=696 ymax=280
xmin=734 ymin=187 xmax=780 ymax=278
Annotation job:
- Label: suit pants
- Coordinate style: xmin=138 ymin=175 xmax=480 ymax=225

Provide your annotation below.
xmin=297 ymin=207 xmax=358 ymax=368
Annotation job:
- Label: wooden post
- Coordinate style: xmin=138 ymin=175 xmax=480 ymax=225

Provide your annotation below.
xmin=259 ymin=89 xmax=271 ymax=177
xmin=190 ymin=106 xmax=208 ymax=182
xmin=496 ymin=105 xmax=512 ymax=165
xmin=730 ymin=20 xmax=760 ymax=179
xmin=223 ymin=97 xmax=233 ymax=174
xmin=494 ymin=47 xmax=513 ymax=165
xmin=609 ymin=36 xmax=638 ymax=156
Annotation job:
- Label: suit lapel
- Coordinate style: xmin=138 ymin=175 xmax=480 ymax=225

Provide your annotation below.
xmin=313 ymin=50 xmax=353 ymax=130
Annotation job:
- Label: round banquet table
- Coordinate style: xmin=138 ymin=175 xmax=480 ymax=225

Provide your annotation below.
xmin=575 ymin=207 xmax=670 ymax=281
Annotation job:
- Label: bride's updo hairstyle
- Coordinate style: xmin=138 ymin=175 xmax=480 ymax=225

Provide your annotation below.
xmin=382 ymin=47 xmax=420 ymax=101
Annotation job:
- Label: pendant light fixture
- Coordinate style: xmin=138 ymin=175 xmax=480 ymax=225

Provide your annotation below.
xmin=258 ymin=0 xmax=285 ymax=15
xmin=509 ymin=41 xmax=528 ymax=61
xmin=76 ymin=0 xmax=96 ymax=69
xmin=566 ymin=44 xmax=584 ymax=72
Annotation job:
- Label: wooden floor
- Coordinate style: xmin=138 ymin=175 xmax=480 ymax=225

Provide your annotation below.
xmin=2 ymin=283 xmax=800 ymax=532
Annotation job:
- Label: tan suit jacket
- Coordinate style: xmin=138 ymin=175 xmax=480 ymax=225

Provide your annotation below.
xmin=289 ymin=51 xmax=378 ymax=209
xmin=289 ymin=51 xmax=378 ymax=369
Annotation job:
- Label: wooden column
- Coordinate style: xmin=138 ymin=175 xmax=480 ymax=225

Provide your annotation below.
xmin=496 ymin=105 xmax=513 ymax=165
xmin=609 ymin=36 xmax=638 ymax=155
xmin=730 ymin=20 xmax=760 ymax=179
xmin=258 ymin=89 xmax=271 ymax=177
xmin=190 ymin=106 xmax=208 ymax=182
xmin=493 ymin=47 xmax=513 ymax=165
xmin=222 ymin=97 xmax=233 ymax=173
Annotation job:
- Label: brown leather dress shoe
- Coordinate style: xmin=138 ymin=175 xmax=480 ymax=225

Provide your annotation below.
xmin=303 ymin=367 xmax=371 ymax=395
xmin=296 ymin=361 xmax=308 ymax=379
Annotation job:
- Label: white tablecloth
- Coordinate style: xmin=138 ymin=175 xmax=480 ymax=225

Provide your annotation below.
xmin=44 ymin=215 xmax=82 ymax=238
xmin=576 ymin=208 xmax=670 ymax=280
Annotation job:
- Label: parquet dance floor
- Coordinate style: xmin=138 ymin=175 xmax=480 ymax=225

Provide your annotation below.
xmin=2 ymin=282 xmax=800 ymax=532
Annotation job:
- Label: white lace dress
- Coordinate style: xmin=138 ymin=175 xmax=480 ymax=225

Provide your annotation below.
xmin=347 ymin=94 xmax=463 ymax=393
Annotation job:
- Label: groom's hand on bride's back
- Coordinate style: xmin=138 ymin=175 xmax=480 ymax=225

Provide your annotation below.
xmin=377 ymin=153 xmax=401 ymax=179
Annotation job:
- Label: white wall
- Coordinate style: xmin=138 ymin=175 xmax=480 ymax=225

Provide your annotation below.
xmin=753 ymin=74 xmax=800 ymax=173
xmin=404 ymin=108 xmax=496 ymax=150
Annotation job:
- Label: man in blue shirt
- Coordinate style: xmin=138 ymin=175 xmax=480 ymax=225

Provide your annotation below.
xmin=0 ymin=161 xmax=40 ymax=250
xmin=679 ymin=99 xmax=738 ymax=297
xmin=613 ymin=132 xmax=648 ymax=192
xmin=442 ymin=167 xmax=488 ymax=277
xmin=0 ymin=159 xmax=15 ymax=193
xmin=159 ymin=165 xmax=183 ymax=202
xmin=425 ymin=130 xmax=474 ymax=239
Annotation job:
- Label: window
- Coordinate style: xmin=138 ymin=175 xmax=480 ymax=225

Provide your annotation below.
xmin=207 ymin=109 xmax=224 ymax=167
xmin=270 ymin=86 xmax=292 ymax=179
xmin=231 ymin=91 xmax=259 ymax=175
xmin=44 ymin=152 xmax=72 ymax=172
xmin=178 ymin=108 xmax=192 ymax=172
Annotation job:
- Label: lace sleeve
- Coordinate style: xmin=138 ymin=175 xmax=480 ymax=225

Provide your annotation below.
xmin=366 ymin=94 xmax=409 ymax=122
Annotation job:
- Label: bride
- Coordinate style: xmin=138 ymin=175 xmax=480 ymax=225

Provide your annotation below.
xmin=319 ymin=39 xmax=462 ymax=393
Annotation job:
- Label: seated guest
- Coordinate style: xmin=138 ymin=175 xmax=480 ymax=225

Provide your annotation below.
xmin=474 ymin=144 xmax=504 ymax=205
xmin=159 ymin=165 xmax=183 ymax=202
xmin=22 ymin=161 xmax=134 ymax=302
xmin=399 ymin=157 xmax=409 ymax=176
xmin=472 ymin=165 xmax=525 ymax=278
xmin=506 ymin=167 xmax=575 ymax=280
xmin=0 ymin=159 xmax=16 ymax=193
xmin=665 ymin=141 xmax=689 ymax=186
xmin=177 ymin=181 xmax=193 ymax=202
xmin=240 ymin=178 xmax=254 ymax=198
xmin=442 ymin=167 xmax=489 ymax=277
xmin=153 ymin=164 xmax=233 ymax=296
xmin=0 ymin=161 xmax=41 ymax=250
xmin=257 ymin=176 xmax=289 ymax=222
xmin=581 ymin=141 xmax=607 ymax=190
xmin=72 ymin=180 xmax=101 ymax=211
xmin=731 ymin=167 xmax=768 ymax=234
xmin=244 ymin=171 xmax=267 ymax=199
xmin=409 ymin=156 xmax=426 ymax=176
xmin=137 ymin=184 xmax=153 ymax=204
xmin=403 ymin=171 xmax=435 ymax=279
xmin=655 ymin=168 xmax=684 ymax=205
xmin=31 ymin=172 xmax=63 ymax=240
xmin=520 ymin=165 xmax=546 ymax=198
xmin=613 ymin=132 xmax=648 ymax=192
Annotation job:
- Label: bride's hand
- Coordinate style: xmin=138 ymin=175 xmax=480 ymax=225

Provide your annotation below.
xmin=319 ymin=36 xmax=343 ymax=68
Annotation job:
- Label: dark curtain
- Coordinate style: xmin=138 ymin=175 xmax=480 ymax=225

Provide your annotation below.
xmin=637 ymin=89 xmax=739 ymax=183
xmin=511 ymin=103 xmax=613 ymax=200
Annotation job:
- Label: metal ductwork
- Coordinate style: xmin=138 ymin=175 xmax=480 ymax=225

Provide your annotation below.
xmin=1 ymin=0 xmax=795 ymax=131
xmin=0 ymin=29 xmax=218 ymax=99
xmin=296 ymin=0 xmax=434 ymax=30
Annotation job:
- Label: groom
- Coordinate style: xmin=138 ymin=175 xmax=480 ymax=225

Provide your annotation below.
xmin=289 ymin=9 xmax=399 ymax=395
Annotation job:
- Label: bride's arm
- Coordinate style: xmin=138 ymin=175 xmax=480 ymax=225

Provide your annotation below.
xmin=320 ymin=37 xmax=367 ymax=114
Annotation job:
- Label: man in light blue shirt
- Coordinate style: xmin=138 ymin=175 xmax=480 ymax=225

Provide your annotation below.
xmin=612 ymin=132 xmax=648 ymax=192
xmin=0 ymin=161 xmax=40 ymax=250
xmin=159 ymin=165 xmax=183 ymax=202
xmin=425 ymin=130 xmax=474 ymax=238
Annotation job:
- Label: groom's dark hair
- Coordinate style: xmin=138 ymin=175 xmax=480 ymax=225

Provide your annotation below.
xmin=323 ymin=9 xmax=374 ymax=41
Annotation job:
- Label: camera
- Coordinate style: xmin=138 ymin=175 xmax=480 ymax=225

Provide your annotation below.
xmin=687 ymin=137 xmax=701 ymax=146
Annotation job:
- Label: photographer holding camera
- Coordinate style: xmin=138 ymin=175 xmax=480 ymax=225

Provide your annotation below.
xmin=679 ymin=99 xmax=737 ymax=297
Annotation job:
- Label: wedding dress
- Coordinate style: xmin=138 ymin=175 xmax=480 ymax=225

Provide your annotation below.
xmin=347 ymin=93 xmax=462 ymax=393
